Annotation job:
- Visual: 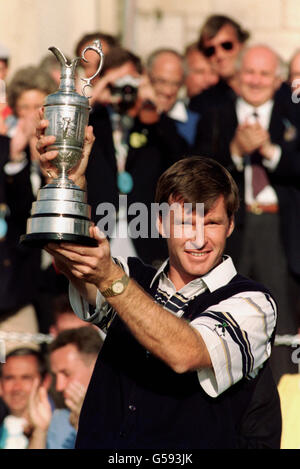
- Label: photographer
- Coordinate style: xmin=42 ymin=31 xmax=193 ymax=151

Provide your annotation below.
xmin=85 ymin=46 xmax=188 ymax=266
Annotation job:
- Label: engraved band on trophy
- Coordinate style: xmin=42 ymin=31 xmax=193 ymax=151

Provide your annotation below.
xmin=20 ymin=40 xmax=104 ymax=247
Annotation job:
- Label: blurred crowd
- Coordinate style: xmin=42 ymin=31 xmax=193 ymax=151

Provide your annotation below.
xmin=0 ymin=14 xmax=300 ymax=448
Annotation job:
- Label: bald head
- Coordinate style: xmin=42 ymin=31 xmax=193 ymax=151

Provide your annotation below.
xmin=147 ymin=49 xmax=184 ymax=112
xmin=289 ymin=50 xmax=300 ymax=87
xmin=237 ymin=45 xmax=282 ymax=107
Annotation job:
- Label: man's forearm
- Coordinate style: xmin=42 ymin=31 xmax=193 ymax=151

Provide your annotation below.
xmin=98 ymin=268 xmax=212 ymax=373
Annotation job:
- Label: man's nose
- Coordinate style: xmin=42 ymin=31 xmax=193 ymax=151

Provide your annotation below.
xmin=55 ymin=375 xmax=66 ymax=393
xmin=249 ymin=73 xmax=262 ymax=86
xmin=11 ymin=379 xmax=23 ymax=392
xmin=185 ymin=227 xmax=205 ymax=250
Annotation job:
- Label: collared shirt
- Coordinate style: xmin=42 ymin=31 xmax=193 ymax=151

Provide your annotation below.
xmin=232 ymin=97 xmax=281 ymax=205
xmin=167 ymin=100 xmax=200 ymax=146
xmin=168 ymin=100 xmax=189 ymax=123
xmin=69 ymin=256 xmax=276 ymax=398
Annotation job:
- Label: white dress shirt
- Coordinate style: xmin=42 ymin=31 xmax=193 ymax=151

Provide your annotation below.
xmin=232 ymin=98 xmax=281 ymax=205
xmin=69 ymin=255 xmax=276 ymax=398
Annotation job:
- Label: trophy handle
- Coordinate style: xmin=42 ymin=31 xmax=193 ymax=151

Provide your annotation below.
xmin=80 ymin=39 xmax=105 ymax=98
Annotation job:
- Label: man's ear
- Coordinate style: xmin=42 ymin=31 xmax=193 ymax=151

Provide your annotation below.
xmin=42 ymin=372 xmax=52 ymax=392
xmin=156 ymin=214 xmax=165 ymax=237
xmin=227 ymin=216 xmax=235 ymax=238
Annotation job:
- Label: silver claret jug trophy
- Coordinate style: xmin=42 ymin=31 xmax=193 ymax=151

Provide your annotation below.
xmin=20 ymin=40 xmax=104 ymax=247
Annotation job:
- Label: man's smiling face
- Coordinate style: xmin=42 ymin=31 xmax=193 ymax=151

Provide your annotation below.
xmin=159 ymin=195 xmax=234 ymax=290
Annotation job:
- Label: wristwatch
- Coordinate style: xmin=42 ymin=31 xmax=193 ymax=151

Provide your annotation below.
xmin=100 ymin=274 xmax=130 ymax=298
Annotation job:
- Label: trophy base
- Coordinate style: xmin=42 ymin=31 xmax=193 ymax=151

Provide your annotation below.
xmin=20 ymin=181 xmax=98 ymax=249
xmin=20 ymin=232 xmax=98 ymax=248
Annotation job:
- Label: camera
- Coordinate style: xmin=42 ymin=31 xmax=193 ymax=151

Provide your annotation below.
xmin=109 ymin=75 xmax=140 ymax=113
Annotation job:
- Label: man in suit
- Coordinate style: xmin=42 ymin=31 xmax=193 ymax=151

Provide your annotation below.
xmin=193 ymin=44 xmax=300 ymax=383
xmin=0 ymin=131 xmax=42 ymax=346
xmin=144 ymin=47 xmax=202 ymax=147
xmin=189 ymin=14 xmax=250 ymax=114
xmin=184 ymin=42 xmax=219 ymax=99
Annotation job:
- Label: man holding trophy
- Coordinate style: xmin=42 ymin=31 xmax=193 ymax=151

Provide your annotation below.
xmin=26 ymin=39 xmax=280 ymax=449
xmin=34 ymin=116 xmax=280 ymax=449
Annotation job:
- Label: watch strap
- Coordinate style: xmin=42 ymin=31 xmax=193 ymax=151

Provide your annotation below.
xmin=101 ymin=274 xmax=130 ymax=298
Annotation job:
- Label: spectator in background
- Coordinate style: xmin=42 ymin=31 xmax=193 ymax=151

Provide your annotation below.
xmin=199 ymin=14 xmax=249 ymax=92
xmin=184 ymin=42 xmax=219 ymax=98
xmin=0 ymin=348 xmax=51 ymax=449
xmin=39 ymin=54 xmax=62 ymax=87
xmin=0 ymin=66 xmax=57 ymax=349
xmin=6 ymin=65 xmax=56 ymax=139
xmin=49 ymin=293 xmax=101 ymax=339
xmin=287 ymin=49 xmax=300 ymax=122
xmin=79 ymin=46 xmax=187 ymax=266
xmin=74 ymin=31 xmax=120 ymax=83
xmin=28 ymin=327 xmax=103 ymax=449
xmin=0 ymin=42 xmax=11 ymax=133
xmin=146 ymin=48 xmax=200 ymax=146
xmin=0 ymin=42 xmax=10 ymax=82
xmin=193 ymin=44 xmax=300 ymax=383
xmin=289 ymin=49 xmax=300 ymax=89
xmin=189 ymin=14 xmax=250 ymax=114
xmin=146 ymin=48 xmax=184 ymax=114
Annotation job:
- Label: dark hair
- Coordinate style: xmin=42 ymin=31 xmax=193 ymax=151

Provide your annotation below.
xmin=75 ymin=31 xmax=119 ymax=57
xmin=48 ymin=327 xmax=103 ymax=359
xmin=52 ymin=293 xmax=73 ymax=319
xmin=0 ymin=58 xmax=9 ymax=67
xmin=184 ymin=42 xmax=202 ymax=56
xmin=155 ymin=156 xmax=239 ymax=218
xmin=0 ymin=347 xmax=48 ymax=380
xmin=101 ymin=46 xmax=143 ymax=75
xmin=198 ymin=14 xmax=250 ymax=50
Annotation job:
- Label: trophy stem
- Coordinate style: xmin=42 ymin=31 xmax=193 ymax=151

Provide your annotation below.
xmin=50 ymin=167 xmax=79 ymax=190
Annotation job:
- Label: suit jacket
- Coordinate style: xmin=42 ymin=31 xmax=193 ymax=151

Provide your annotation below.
xmin=0 ymin=147 xmax=42 ymax=314
xmin=193 ymin=97 xmax=300 ymax=276
xmin=87 ymin=104 xmax=188 ymax=265
xmin=0 ymin=135 xmax=10 ymax=204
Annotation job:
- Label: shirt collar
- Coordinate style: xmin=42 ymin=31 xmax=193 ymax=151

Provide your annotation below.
xmin=237 ymin=97 xmax=274 ymax=117
xmin=150 ymin=256 xmax=237 ymax=292
xmin=201 ymin=256 xmax=237 ymax=292
xmin=167 ymin=100 xmax=188 ymax=123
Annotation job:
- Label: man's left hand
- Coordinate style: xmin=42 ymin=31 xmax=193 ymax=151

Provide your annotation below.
xmin=45 ymin=226 xmax=122 ymax=291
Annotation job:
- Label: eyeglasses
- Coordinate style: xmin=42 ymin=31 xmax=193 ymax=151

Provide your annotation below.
xmin=203 ymin=41 xmax=234 ymax=58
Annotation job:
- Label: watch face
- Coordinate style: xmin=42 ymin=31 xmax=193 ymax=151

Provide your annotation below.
xmin=113 ymin=281 xmax=124 ymax=294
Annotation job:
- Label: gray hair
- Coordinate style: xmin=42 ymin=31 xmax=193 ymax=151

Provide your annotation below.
xmin=7 ymin=65 xmax=57 ymax=114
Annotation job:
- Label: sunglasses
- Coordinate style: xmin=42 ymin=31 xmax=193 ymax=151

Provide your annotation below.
xmin=203 ymin=41 xmax=234 ymax=58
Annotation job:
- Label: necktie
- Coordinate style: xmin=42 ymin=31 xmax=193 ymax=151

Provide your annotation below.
xmin=251 ymin=110 xmax=269 ymax=198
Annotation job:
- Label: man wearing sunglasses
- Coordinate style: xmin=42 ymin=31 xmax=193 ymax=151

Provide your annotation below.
xmin=199 ymin=15 xmax=249 ymax=91
xmin=189 ymin=15 xmax=250 ymax=115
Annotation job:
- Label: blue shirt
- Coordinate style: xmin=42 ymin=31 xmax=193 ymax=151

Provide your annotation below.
xmin=47 ymin=409 xmax=76 ymax=449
